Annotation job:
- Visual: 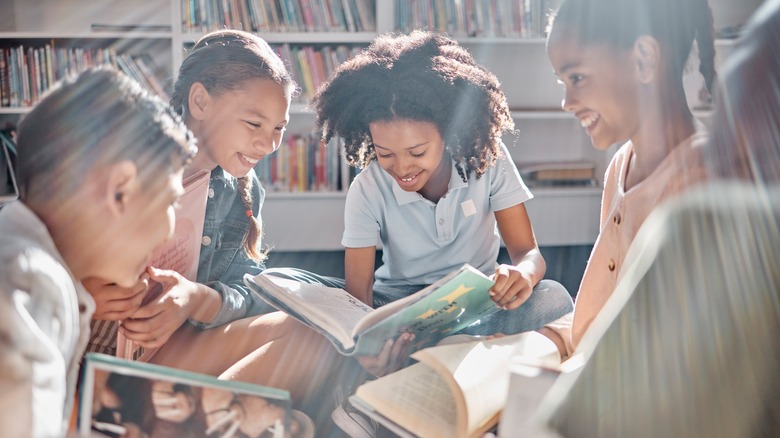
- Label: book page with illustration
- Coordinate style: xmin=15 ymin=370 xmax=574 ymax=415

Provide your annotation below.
xmin=79 ymin=353 xmax=300 ymax=438
xmin=244 ymin=264 xmax=498 ymax=356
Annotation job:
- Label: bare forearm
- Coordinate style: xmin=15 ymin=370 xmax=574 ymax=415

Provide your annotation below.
xmin=511 ymin=247 xmax=547 ymax=286
xmin=188 ymin=283 xmax=222 ymax=324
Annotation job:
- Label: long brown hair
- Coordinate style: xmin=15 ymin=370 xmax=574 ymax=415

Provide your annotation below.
xmin=170 ymin=30 xmax=297 ymax=262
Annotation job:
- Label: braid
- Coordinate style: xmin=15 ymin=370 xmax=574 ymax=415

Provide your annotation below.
xmin=237 ymin=176 xmax=265 ymax=262
xmin=693 ymin=0 xmax=717 ymax=95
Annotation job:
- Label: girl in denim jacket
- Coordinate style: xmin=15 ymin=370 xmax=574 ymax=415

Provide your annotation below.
xmin=86 ymin=31 xmax=341 ymax=406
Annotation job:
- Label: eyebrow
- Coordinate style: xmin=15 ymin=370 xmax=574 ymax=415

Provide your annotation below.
xmin=246 ymin=110 xmax=289 ymax=125
xmin=557 ymin=61 xmax=581 ymax=75
xmin=374 ymin=142 xmax=427 ymax=151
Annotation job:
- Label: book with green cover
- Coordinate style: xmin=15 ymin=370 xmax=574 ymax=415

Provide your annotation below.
xmin=242 ymin=264 xmax=499 ymax=356
xmin=78 ymin=353 xmax=312 ymax=437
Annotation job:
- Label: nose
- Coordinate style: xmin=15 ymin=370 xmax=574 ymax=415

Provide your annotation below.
xmin=561 ymin=87 xmax=577 ymax=112
xmin=253 ymin=130 xmax=279 ymax=155
xmin=394 ymin=155 xmax=414 ymax=176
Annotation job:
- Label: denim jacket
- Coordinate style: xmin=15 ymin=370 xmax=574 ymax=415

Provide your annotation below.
xmin=191 ymin=167 xmax=276 ymax=329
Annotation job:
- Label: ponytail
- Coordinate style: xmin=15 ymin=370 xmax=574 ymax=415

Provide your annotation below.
xmin=237 ymin=176 xmax=266 ymax=262
xmin=692 ymin=0 xmax=717 ymax=95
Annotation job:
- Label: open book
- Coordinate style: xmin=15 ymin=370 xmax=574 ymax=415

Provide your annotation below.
xmin=243 ymin=264 xmax=498 ymax=356
xmin=348 ymin=332 xmax=561 ymax=438
xmin=116 ymin=169 xmax=211 ymax=360
xmin=78 ymin=353 xmax=313 ymax=438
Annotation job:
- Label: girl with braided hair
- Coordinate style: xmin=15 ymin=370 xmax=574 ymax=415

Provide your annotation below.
xmin=544 ymin=0 xmax=717 ymax=356
xmin=84 ymin=30 xmax=342 ymax=411
xmin=310 ymin=31 xmax=574 ymax=376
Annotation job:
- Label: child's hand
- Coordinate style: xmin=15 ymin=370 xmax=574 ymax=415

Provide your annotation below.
xmin=84 ymin=276 xmax=149 ymax=320
xmin=489 ymin=264 xmax=534 ymax=310
xmin=119 ymin=267 xmax=205 ymax=349
xmin=356 ymin=332 xmax=415 ymax=377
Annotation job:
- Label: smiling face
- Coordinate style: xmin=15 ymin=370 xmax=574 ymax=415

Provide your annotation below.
xmin=369 ymin=119 xmax=450 ymax=196
xmin=193 ymin=77 xmax=291 ymax=178
xmin=547 ymin=31 xmax=642 ymax=150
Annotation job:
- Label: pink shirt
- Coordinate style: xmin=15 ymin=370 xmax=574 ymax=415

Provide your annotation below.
xmin=562 ymin=131 xmax=709 ymax=352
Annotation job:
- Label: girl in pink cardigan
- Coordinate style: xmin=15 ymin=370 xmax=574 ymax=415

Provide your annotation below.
xmin=543 ymin=0 xmax=717 ymax=356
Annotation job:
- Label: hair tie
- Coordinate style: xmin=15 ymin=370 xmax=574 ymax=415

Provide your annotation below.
xmin=246 ymin=209 xmax=253 ymax=218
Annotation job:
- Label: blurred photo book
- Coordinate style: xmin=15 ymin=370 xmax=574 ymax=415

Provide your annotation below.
xmin=348 ymin=332 xmax=561 ymax=438
xmin=243 ymin=264 xmax=498 ymax=356
xmin=78 ymin=353 xmax=298 ymax=438
xmin=116 ymin=169 xmax=210 ymax=361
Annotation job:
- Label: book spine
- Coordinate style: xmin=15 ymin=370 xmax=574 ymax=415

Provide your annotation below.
xmin=0 ymin=48 xmax=8 ymax=107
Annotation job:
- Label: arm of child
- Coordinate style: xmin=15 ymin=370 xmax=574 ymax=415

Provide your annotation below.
xmin=492 ymin=204 xmax=547 ymax=310
xmin=344 ymin=246 xmax=377 ymax=306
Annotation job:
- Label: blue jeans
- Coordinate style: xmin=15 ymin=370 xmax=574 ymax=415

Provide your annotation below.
xmin=262 ymin=267 xmax=573 ymax=335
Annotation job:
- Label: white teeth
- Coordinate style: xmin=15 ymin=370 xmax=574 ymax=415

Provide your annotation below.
xmin=241 ymin=153 xmax=259 ymax=164
xmin=580 ymin=114 xmax=599 ymax=128
xmin=401 ymin=176 xmax=414 ymax=182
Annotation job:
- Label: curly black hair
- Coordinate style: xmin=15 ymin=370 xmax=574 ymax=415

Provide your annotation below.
xmin=311 ymin=30 xmax=514 ymax=181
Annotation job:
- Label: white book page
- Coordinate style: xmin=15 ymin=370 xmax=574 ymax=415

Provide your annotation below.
xmin=249 ymin=274 xmax=372 ymax=349
xmin=413 ymin=332 xmax=560 ymax=435
xmin=354 ymin=363 xmax=458 ymax=438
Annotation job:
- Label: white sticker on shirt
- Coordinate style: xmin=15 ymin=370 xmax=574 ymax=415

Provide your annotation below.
xmin=461 ymin=199 xmax=476 ymax=217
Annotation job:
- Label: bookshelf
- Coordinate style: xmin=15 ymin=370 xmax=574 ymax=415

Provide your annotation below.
xmin=0 ymin=0 xmax=764 ymax=252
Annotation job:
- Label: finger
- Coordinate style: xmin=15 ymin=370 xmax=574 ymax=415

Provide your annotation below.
xmin=389 ymin=333 xmax=414 ymax=372
xmin=107 ymin=288 xmax=148 ymax=311
xmin=128 ymin=297 xmax=168 ymax=320
xmin=489 ymin=266 xmax=510 ymax=297
xmin=94 ymin=308 xmax=137 ymax=321
xmin=122 ymin=318 xmax=179 ymax=348
xmin=504 ymin=286 xmax=532 ymax=310
xmin=146 ymin=266 xmax=180 ymax=284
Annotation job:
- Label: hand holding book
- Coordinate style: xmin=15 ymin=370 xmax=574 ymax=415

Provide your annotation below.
xmin=356 ymin=332 xmax=416 ymax=377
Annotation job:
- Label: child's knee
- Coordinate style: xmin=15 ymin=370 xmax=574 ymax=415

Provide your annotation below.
xmin=533 ymin=279 xmax=574 ymax=314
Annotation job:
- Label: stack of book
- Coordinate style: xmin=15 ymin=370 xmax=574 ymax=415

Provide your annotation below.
xmin=517 ymin=161 xmax=599 ymax=188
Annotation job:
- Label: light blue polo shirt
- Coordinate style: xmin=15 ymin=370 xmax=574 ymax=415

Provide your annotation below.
xmin=342 ymin=142 xmax=533 ymax=287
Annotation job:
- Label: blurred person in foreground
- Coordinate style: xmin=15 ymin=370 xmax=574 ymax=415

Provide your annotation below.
xmin=534 ymin=0 xmax=780 ymax=436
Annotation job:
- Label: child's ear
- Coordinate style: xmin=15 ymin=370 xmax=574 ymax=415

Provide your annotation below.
xmin=188 ymin=82 xmax=211 ymax=121
xmin=632 ymin=35 xmax=661 ymax=84
xmin=106 ymin=160 xmax=139 ymax=216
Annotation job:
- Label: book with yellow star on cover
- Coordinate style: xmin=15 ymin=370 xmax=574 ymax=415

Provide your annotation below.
xmin=242 ymin=264 xmax=498 ymax=356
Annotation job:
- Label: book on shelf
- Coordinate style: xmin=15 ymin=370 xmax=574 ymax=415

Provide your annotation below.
xmin=0 ymin=130 xmax=19 ymax=206
xmin=179 ymin=0 xmax=374 ymax=33
xmin=116 ymin=169 xmax=210 ymax=361
xmin=348 ymin=331 xmax=562 ymax=438
xmin=518 ymin=161 xmax=598 ymax=187
xmin=242 ymin=263 xmax=500 ymax=356
xmin=78 ymin=353 xmax=312 ymax=438
xmin=0 ymin=43 xmax=168 ymax=108
xmin=396 ymin=0 xmax=550 ymax=38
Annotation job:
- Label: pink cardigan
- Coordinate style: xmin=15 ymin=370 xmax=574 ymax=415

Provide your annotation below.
xmin=550 ymin=131 xmax=709 ymax=356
